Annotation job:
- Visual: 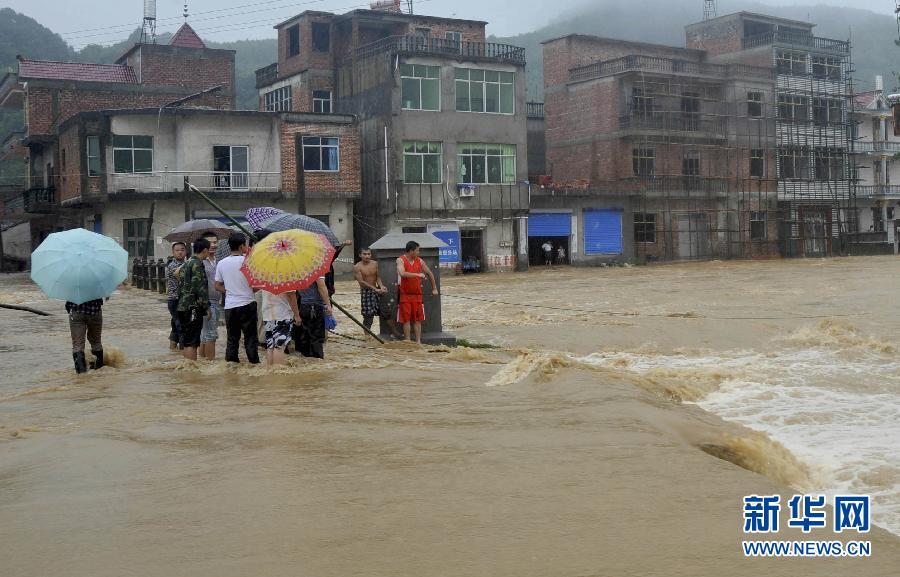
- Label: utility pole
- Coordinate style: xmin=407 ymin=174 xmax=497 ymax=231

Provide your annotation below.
xmin=183 ymin=176 xmax=191 ymax=222
xmin=295 ymin=134 xmax=306 ymax=215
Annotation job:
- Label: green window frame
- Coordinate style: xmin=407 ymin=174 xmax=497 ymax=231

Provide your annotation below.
xmin=457 ymin=143 xmax=516 ymax=184
xmin=113 ymin=135 xmax=153 ymax=174
xmin=400 ymin=64 xmax=440 ymax=111
xmin=403 ymin=141 xmax=443 ymax=183
xmin=86 ymin=136 xmax=101 ymax=177
xmin=455 ymin=68 xmax=514 ymax=114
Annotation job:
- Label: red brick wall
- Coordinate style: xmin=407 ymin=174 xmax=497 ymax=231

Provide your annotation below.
xmin=279 ymin=14 xmax=336 ymax=78
xmin=137 ymin=45 xmax=235 ymax=108
xmin=26 ymin=86 xmax=227 ymax=136
xmin=281 ymin=120 xmax=361 ymax=194
xmin=685 ymin=18 xmax=744 ymax=55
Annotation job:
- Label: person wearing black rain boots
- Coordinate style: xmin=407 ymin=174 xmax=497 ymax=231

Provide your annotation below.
xmin=65 ymin=298 xmax=104 ymax=374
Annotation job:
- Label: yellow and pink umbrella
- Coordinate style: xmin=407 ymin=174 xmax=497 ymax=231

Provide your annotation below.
xmin=240 ymin=229 xmax=335 ymax=294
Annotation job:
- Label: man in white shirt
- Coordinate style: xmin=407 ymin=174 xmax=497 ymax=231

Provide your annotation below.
xmin=214 ymin=232 xmax=260 ymax=364
xmin=541 ymin=240 xmax=553 ymax=266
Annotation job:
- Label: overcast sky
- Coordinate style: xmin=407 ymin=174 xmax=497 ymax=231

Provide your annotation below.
xmin=1 ymin=0 xmax=896 ymax=48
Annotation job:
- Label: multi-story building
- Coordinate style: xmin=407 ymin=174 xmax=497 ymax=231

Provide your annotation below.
xmin=255 ymin=7 xmax=530 ymax=272
xmin=541 ymin=12 xmax=854 ymax=263
xmin=850 ymin=77 xmax=900 ymax=253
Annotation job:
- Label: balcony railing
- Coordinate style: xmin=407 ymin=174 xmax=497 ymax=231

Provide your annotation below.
xmin=526 ymin=102 xmax=544 ymax=119
xmin=856 ymin=184 xmax=900 ymax=197
xmin=23 ymin=186 xmax=56 ymax=213
xmin=255 ymin=63 xmax=278 ymax=88
xmin=356 ymin=35 xmax=526 ymax=65
xmin=108 ymin=171 xmax=281 ymax=195
xmin=619 ymin=113 xmax=728 ymax=137
xmin=570 ymin=55 xmax=773 ymax=83
xmin=742 ymin=31 xmax=850 ymax=54
xmin=850 ymin=141 xmax=900 ymax=154
xmin=622 ymin=176 xmax=730 ymax=195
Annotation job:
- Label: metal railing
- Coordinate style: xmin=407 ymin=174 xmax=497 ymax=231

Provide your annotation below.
xmin=23 ymin=186 xmax=56 ymax=212
xmin=255 ymin=63 xmax=278 ymax=88
xmin=108 ymin=171 xmax=281 ymax=194
xmin=526 ymin=102 xmax=544 ymax=119
xmin=569 ymin=55 xmax=773 ymax=83
xmin=850 ymin=141 xmax=900 ymax=154
xmin=741 ymin=31 xmax=850 ymax=53
xmin=856 ymin=184 xmax=900 ymax=197
xmin=356 ymin=35 xmax=526 ymax=65
xmin=619 ymin=112 xmax=728 ymax=137
xmin=620 ymin=176 xmax=730 ymax=195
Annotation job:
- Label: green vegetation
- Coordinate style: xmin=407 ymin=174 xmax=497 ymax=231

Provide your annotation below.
xmin=456 ymin=338 xmax=500 ymax=349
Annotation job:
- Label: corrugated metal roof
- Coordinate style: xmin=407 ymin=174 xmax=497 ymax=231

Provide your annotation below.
xmin=17 ymin=58 xmax=138 ymax=84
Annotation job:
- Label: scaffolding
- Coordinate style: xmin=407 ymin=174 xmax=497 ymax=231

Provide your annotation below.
xmin=553 ymin=35 xmax=856 ymax=262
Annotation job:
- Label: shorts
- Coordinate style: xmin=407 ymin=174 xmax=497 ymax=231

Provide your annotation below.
xmin=201 ymin=303 xmax=220 ymax=344
xmin=360 ymin=288 xmax=383 ymax=318
xmin=397 ymin=301 xmax=425 ymax=324
xmin=264 ymin=319 xmax=293 ymax=350
xmin=178 ymin=308 xmax=205 ymax=349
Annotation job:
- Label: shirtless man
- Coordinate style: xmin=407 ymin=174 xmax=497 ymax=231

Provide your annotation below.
xmin=354 ymin=248 xmax=401 ymax=338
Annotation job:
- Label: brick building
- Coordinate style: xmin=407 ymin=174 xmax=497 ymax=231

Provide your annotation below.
xmin=541 ymin=12 xmax=854 ymax=263
xmin=0 ymin=23 xmax=236 ymax=249
xmin=256 ymin=8 xmax=530 ymax=272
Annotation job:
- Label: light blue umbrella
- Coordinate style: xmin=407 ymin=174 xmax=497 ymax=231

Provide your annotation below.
xmin=31 ymin=228 xmax=128 ymax=304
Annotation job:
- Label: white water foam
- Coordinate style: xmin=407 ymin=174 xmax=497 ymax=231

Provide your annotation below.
xmin=580 ymin=347 xmax=900 ymax=536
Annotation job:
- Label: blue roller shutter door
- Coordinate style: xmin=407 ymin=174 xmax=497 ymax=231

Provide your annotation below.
xmin=584 ymin=209 xmax=622 ymax=254
xmin=528 ymin=212 xmax=571 ymax=237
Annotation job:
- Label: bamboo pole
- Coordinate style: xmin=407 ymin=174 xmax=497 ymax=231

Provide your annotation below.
xmin=0 ymin=303 xmax=51 ymax=316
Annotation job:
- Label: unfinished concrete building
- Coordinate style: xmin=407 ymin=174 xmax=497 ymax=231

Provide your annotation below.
xmin=541 ymin=12 xmax=855 ymax=263
xmin=255 ymin=8 xmax=530 ymax=272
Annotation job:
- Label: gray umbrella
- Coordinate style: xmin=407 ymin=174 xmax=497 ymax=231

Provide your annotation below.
xmin=257 ymin=213 xmax=341 ymax=247
xmin=163 ymin=219 xmax=234 ymax=244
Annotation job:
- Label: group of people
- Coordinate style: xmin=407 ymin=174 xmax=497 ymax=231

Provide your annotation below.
xmin=65 ymin=234 xmax=440 ymax=374
xmin=166 ymin=231 xmax=335 ymax=366
xmin=541 ymin=240 xmax=567 ymax=267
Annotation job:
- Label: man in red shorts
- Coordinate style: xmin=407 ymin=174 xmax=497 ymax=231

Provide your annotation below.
xmin=396 ymin=240 xmax=438 ymax=344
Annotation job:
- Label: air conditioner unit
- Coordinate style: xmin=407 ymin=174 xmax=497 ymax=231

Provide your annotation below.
xmin=457 ymin=184 xmax=476 ymax=198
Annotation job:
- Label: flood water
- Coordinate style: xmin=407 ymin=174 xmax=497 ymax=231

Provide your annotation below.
xmin=2 ymin=257 xmax=900 ymax=576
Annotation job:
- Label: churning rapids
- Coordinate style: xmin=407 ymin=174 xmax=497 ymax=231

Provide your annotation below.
xmin=2 ymin=256 xmax=900 ymax=577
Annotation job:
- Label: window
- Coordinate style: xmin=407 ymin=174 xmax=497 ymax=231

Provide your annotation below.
xmin=681 ymin=92 xmax=700 ymax=131
xmin=779 ymin=147 xmax=809 ymax=179
xmin=86 ymin=136 xmax=100 ymax=176
xmin=302 ymin=136 xmax=339 ymax=171
xmin=455 ymin=68 xmax=514 ymax=114
xmin=458 ymin=143 xmax=516 ymax=184
xmin=812 ymin=56 xmax=841 ymax=81
xmin=313 ymin=90 xmax=332 ymax=113
xmin=778 ymin=94 xmax=808 ymax=122
xmin=814 ymin=147 xmax=844 ymax=181
xmin=813 ymin=98 xmax=842 ymax=126
xmin=776 ymin=50 xmax=807 ymax=76
xmin=872 ymin=207 xmax=885 ymax=232
xmin=446 ymin=31 xmax=462 ymax=52
xmin=213 ymin=145 xmax=249 ymax=190
xmin=288 ymin=24 xmax=300 ymax=57
xmin=750 ymin=148 xmax=765 ymax=178
xmin=750 ymin=211 xmax=767 ymax=240
xmin=747 ymin=91 xmax=763 ymax=117
xmin=632 ymin=87 xmax=653 ymax=117
xmin=113 ymin=135 xmax=153 ymax=174
xmin=312 ymin=22 xmax=330 ymax=52
xmin=682 ymin=150 xmax=700 ymax=176
xmin=634 ymin=212 xmax=656 ymax=243
xmin=403 ymin=141 xmax=443 ymax=183
xmin=401 ymin=64 xmax=440 ymax=111
xmin=123 ymin=218 xmax=151 ymax=258
xmin=264 ymin=86 xmax=292 ymax=112
xmin=633 ymin=148 xmax=655 ymax=176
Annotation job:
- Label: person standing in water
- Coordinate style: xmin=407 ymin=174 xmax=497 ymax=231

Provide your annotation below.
xmin=200 ymin=232 xmax=221 ymax=360
xmin=214 ymin=233 xmax=260 ymax=364
xmin=354 ymin=247 xmax=401 ymax=338
xmin=165 ymin=242 xmax=187 ymax=350
xmin=177 ymin=238 xmax=210 ymax=362
xmin=66 ymin=298 xmax=104 ymax=373
xmin=395 ymin=240 xmax=438 ymax=344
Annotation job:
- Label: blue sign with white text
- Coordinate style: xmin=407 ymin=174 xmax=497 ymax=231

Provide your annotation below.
xmin=432 ymin=230 xmax=461 ymax=264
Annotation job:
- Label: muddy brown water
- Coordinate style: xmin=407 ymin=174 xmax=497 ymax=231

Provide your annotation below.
xmin=2 ymin=257 xmax=900 ymax=576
